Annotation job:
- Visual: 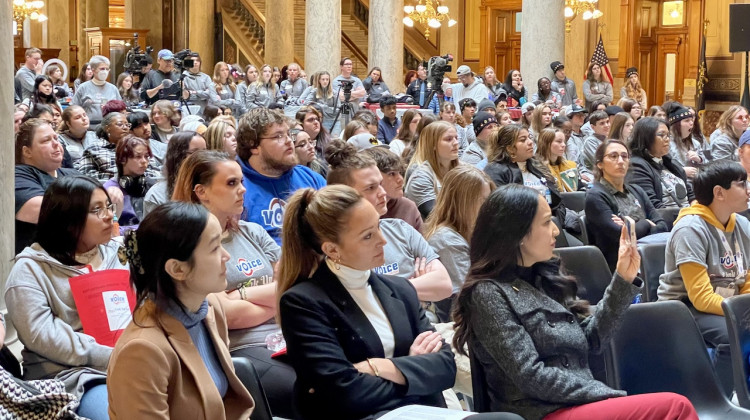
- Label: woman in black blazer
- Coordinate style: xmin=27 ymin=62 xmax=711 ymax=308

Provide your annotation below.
xmin=627 ymin=117 xmax=694 ymax=209
xmin=277 ymin=185 xmax=456 ymax=420
xmin=585 ymin=139 xmax=669 ymax=271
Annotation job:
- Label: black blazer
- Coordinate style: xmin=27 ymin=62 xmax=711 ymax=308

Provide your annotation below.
xmin=485 ymin=159 xmax=566 ymax=219
xmin=585 ymin=181 xmax=668 ymax=271
xmin=279 ymin=263 xmax=456 ymax=420
xmin=406 ymin=79 xmax=434 ymax=108
xmin=626 ymin=155 xmax=694 ymax=209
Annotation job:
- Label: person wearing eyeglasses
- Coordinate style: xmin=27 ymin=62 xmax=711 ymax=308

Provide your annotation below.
xmin=236 ymin=108 xmax=326 ymax=245
xmin=76 ymin=112 xmax=161 ymax=183
xmin=291 ymin=125 xmax=327 ymax=178
xmin=658 ymin=160 xmax=750 ymax=397
xmin=6 ymin=175 xmax=127 ymax=420
xmin=585 ymin=139 xmax=668 ymax=271
xmin=627 ymin=117 xmax=694 ymax=211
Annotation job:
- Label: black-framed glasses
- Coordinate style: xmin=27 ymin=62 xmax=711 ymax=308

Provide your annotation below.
xmin=295 ymin=138 xmax=317 ymax=149
xmin=605 ymin=152 xmax=630 ymax=161
xmin=89 ymin=203 xmax=116 ymax=219
xmin=114 ymin=121 xmax=132 ymax=129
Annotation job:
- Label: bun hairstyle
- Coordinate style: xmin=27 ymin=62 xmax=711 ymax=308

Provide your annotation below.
xmin=324 ymin=139 xmax=377 ymax=186
xmin=277 ymin=185 xmax=364 ymax=309
xmin=124 ymin=201 xmax=209 ymax=310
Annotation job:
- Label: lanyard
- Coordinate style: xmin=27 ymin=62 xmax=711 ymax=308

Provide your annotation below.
xmin=714 ymin=226 xmax=746 ymax=280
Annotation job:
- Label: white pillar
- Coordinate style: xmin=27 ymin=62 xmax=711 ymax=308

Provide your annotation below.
xmin=266 ymin=0 xmax=294 ymax=68
xmin=1 ymin=0 xmax=16 ymax=336
xmin=369 ymin=0 xmax=404 ymax=94
xmin=305 ymin=0 xmax=341 ymax=77
xmin=520 ymin=0 xmax=565 ymax=99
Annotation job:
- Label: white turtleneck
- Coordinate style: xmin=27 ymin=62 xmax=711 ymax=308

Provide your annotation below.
xmin=325 ymin=258 xmax=395 ymax=358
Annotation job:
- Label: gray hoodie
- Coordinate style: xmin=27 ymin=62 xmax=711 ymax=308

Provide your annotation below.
xmin=451 ymin=77 xmax=490 ymax=104
xmin=5 ymin=240 xmax=128 ymax=396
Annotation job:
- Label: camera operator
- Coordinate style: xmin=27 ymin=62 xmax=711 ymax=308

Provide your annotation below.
xmin=181 ymin=52 xmax=213 ymax=114
xmin=134 ymin=55 xmax=153 ymax=90
xmin=140 ymin=49 xmax=185 ymax=105
xmin=332 ymin=57 xmax=365 ymax=108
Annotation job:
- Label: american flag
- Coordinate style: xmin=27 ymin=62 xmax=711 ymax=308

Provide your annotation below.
xmin=590 ymin=35 xmax=614 ymax=85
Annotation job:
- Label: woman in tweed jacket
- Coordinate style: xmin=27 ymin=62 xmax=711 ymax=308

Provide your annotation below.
xmin=453 ymin=184 xmax=697 ymax=420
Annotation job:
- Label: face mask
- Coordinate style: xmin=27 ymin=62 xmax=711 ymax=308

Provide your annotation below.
xmin=96 ymin=70 xmax=109 ymax=81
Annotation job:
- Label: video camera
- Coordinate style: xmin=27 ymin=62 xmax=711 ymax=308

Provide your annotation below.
xmin=426 ymin=53 xmax=453 ymax=94
xmin=173 ymin=49 xmax=195 ymax=73
xmin=339 ymin=79 xmax=355 ymax=102
xmin=123 ymin=33 xmax=153 ymax=75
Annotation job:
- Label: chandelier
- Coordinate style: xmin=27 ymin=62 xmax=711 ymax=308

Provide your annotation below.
xmin=403 ymin=0 xmax=457 ymax=39
xmin=12 ymin=0 xmax=47 ymax=35
xmin=564 ymin=0 xmax=603 ymax=33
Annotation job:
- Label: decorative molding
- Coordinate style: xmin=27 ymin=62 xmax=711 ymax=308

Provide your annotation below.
xmin=706 ymin=77 xmax=741 ymax=91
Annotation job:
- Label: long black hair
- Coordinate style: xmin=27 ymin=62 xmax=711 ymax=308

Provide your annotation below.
xmin=125 ymin=201 xmax=209 ymax=309
xmin=453 ymin=184 xmax=590 ymax=356
xmin=37 ymin=175 xmax=111 ymax=266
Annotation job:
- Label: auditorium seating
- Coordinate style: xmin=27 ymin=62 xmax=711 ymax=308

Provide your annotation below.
xmin=637 ymin=243 xmax=666 ymax=302
xmin=232 ymin=357 xmax=274 ymax=420
xmin=722 ymin=294 xmax=750 ymax=409
xmin=607 ymin=301 xmax=750 ymax=419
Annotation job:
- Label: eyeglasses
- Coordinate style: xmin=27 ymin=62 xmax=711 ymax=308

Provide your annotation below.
xmin=304 ymin=116 xmax=320 ymax=124
xmin=295 ymin=139 xmax=317 ymax=149
xmin=732 ymin=180 xmax=748 ymax=189
xmin=655 ymin=131 xmax=670 ymax=139
xmin=605 ymin=152 xmax=630 ymax=161
xmin=113 ymin=121 xmax=132 ymax=129
xmin=89 ymin=203 xmax=116 ymax=219
xmin=260 ymin=131 xmax=295 ymax=144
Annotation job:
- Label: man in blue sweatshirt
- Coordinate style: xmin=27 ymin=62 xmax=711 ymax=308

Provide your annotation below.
xmin=237 ymin=108 xmax=327 ymax=244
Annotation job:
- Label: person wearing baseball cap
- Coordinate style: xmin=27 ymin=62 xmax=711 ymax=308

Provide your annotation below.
xmin=450 ymin=65 xmax=490 ymax=104
xmin=620 ymin=66 xmax=648 ymax=109
xmin=564 ymin=104 xmax=588 ymax=167
xmin=140 ymin=49 xmax=183 ymax=105
xmin=550 ymin=61 xmax=580 ymax=107
xmin=182 ymin=51 xmax=214 ymax=114
xmin=346 ymin=132 xmax=389 ymax=151
xmin=461 ymin=111 xmax=497 ymax=168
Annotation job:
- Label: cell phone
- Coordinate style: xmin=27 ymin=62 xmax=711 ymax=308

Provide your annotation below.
xmin=623 ymin=215 xmax=637 ymax=244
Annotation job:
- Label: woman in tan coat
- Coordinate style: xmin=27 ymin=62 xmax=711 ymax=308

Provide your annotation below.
xmin=107 ymin=202 xmax=254 ymax=419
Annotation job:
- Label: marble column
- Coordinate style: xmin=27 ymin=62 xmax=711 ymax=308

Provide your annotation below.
xmin=125 ymin=0 xmax=164 ymax=56
xmin=1 ymin=0 xmax=15 ymax=334
xmin=306 ymin=0 xmax=341 ymax=77
xmin=369 ymin=0 xmax=404 ymax=95
xmin=520 ymin=0 xmax=564 ymax=100
xmin=266 ymin=0 xmax=294 ymax=67
xmin=47 ymin=0 xmax=71 ymax=68
xmin=187 ymin=0 xmax=214 ymax=71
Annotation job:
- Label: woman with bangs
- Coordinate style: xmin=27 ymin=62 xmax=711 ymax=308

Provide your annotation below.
xmin=536 ymin=128 xmax=582 ymax=192
xmin=295 ymin=105 xmax=332 ymax=160
xmin=389 ymin=109 xmax=421 ymax=157
xmin=210 ymin=61 xmax=242 ymax=114
xmin=204 ymin=117 xmax=238 ymax=160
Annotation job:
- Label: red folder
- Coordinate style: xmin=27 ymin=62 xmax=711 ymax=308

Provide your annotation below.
xmin=68 ymin=269 xmax=136 ymax=347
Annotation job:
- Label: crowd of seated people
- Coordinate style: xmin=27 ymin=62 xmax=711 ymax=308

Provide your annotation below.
xmin=8 ymin=43 xmax=750 ymax=419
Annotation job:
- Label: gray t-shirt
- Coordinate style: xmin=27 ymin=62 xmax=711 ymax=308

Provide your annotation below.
xmin=461 ymin=140 xmax=487 ymax=167
xmin=71 ymin=81 xmax=122 ymax=123
xmin=658 ymin=213 xmax=750 ymax=302
xmin=332 ymin=75 xmax=364 ymax=105
xmin=427 ymin=226 xmax=469 ymax=293
xmin=374 ymin=218 xmax=438 ymax=278
xmin=143 ymin=181 xmax=168 ymax=217
xmin=58 ymin=131 xmax=99 ymax=165
xmin=405 ymin=161 xmax=441 ymax=207
xmin=222 ymin=221 xmax=281 ymax=350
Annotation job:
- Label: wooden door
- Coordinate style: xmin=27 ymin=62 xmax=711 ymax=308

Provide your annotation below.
xmin=489 ymin=9 xmax=521 ymax=75
xmin=655 ymin=33 xmax=686 ymax=104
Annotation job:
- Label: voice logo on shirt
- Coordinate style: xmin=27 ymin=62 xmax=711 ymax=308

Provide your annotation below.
xmin=373 ymin=262 xmax=399 ymax=275
xmin=261 ymin=198 xmax=287 ymax=228
xmin=235 ymin=258 xmax=265 ymax=277
xmin=721 ymin=251 xmax=740 ymax=270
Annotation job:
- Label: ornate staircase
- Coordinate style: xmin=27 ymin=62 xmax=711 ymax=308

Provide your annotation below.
xmin=220 ymin=0 xmax=430 ymax=79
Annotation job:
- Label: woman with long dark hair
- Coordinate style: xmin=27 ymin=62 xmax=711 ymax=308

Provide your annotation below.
xmin=452 ymin=183 xmax=697 ymax=420
xmin=582 ymin=63 xmax=613 ymax=109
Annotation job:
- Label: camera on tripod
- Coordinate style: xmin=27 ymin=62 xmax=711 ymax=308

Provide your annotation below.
xmin=172 ymin=49 xmax=195 ymax=73
xmin=123 ymin=33 xmax=153 ymax=76
xmin=426 ymin=54 xmax=453 ymax=94
xmin=339 ymin=79 xmax=355 ymax=102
